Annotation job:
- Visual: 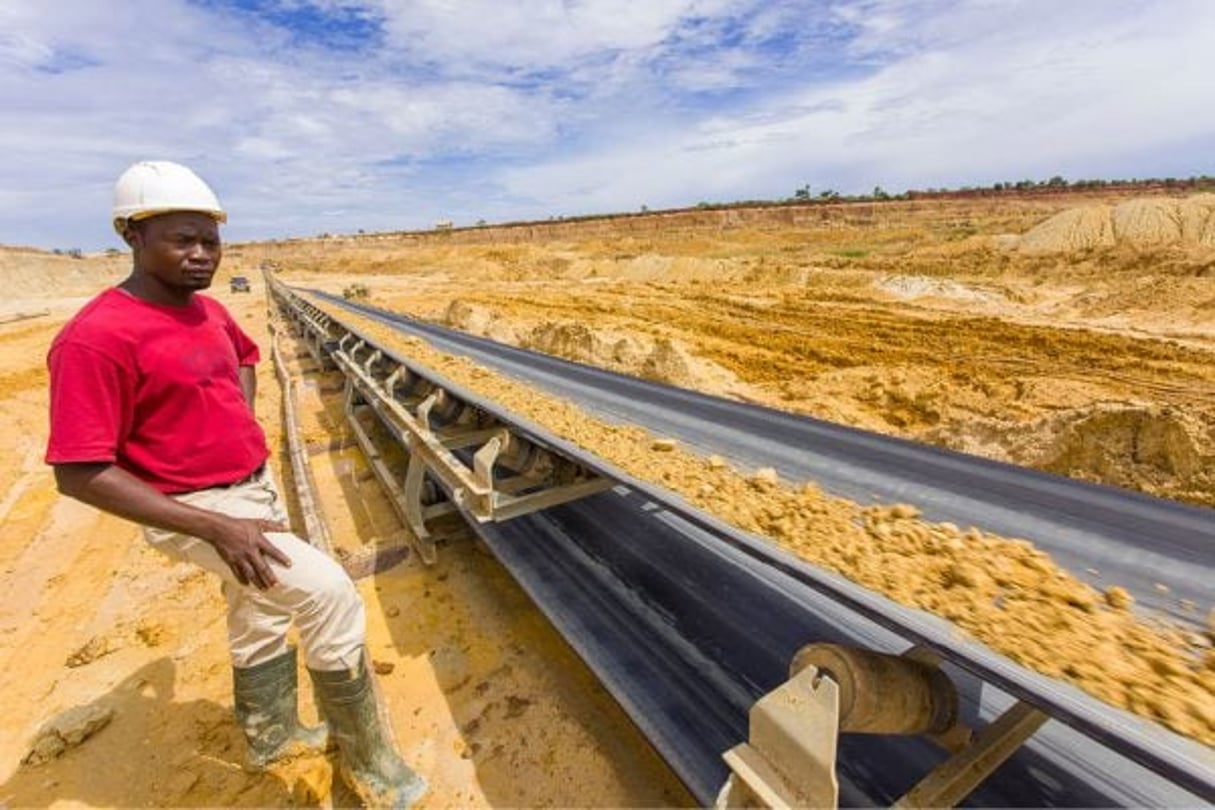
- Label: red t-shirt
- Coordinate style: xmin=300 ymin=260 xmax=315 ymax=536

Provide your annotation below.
xmin=46 ymin=288 xmax=270 ymax=493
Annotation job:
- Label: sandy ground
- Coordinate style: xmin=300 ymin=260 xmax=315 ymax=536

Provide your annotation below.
xmin=2 ymin=192 xmax=1213 ymax=805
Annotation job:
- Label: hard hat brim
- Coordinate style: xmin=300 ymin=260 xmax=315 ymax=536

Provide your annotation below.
xmin=113 ymin=208 xmax=227 ymax=236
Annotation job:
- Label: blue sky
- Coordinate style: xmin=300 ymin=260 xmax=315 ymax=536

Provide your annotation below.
xmin=2 ymin=0 xmax=1214 ymax=250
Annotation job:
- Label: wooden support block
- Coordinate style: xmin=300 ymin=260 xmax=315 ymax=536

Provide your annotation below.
xmin=339 ymin=543 xmax=412 ymax=580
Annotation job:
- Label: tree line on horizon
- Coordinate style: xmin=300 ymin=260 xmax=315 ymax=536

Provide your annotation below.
xmin=54 ymin=172 xmax=1212 ymax=253
xmin=783 ymin=173 xmax=1215 ymax=206
xmin=517 ymin=174 xmax=1215 ymax=229
xmin=538 ymin=174 xmax=1215 ymax=227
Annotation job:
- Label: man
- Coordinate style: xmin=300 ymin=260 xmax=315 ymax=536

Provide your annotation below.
xmin=46 ymin=160 xmax=426 ymax=808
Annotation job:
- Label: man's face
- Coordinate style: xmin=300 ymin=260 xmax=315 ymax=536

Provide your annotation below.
xmin=128 ymin=211 xmax=223 ymax=292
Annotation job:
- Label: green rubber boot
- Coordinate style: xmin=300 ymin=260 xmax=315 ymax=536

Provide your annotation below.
xmin=232 ymin=647 xmax=330 ymax=771
xmin=309 ymin=653 xmax=427 ymax=809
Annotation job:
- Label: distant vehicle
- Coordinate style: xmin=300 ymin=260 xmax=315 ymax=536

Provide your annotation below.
xmin=229 ymin=276 xmax=251 ymax=293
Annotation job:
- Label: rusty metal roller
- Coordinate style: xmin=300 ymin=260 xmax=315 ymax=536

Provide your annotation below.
xmin=790 ymin=644 xmax=958 ymax=736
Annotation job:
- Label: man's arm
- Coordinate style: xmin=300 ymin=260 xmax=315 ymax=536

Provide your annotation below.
xmin=54 ymin=462 xmax=290 ymax=590
xmin=239 ymin=365 xmax=257 ymax=410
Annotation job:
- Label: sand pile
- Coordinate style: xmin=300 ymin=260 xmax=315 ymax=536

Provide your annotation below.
xmin=1113 ymin=199 xmax=1185 ymax=247
xmin=443 ymin=300 xmax=521 ymax=344
xmin=1013 ymin=195 xmax=1215 ymax=253
xmin=929 ymin=404 xmax=1215 ymax=507
xmin=876 ymin=275 xmax=1003 ymax=302
xmin=442 ymin=299 xmax=755 ymax=399
xmin=1015 ymin=205 xmax=1116 ymax=252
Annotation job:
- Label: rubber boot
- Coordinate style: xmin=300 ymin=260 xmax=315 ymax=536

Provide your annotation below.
xmin=232 ymin=647 xmax=330 ymax=771
xmin=309 ymin=653 xmax=428 ymax=809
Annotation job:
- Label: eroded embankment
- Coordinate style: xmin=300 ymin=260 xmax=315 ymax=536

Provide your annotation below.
xmin=1013 ymin=195 xmax=1215 ymax=252
xmin=311 ymin=297 xmax=1215 ymax=747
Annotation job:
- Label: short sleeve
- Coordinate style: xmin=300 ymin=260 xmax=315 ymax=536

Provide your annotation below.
xmin=45 ymin=341 xmax=133 ymax=464
xmin=225 ymin=312 xmax=261 ymax=366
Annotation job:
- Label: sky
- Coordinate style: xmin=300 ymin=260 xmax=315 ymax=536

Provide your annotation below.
xmin=2 ymin=0 xmax=1214 ymax=250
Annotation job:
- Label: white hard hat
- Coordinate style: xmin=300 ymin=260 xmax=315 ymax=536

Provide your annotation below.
xmin=112 ymin=160 xmax=227 ymax=235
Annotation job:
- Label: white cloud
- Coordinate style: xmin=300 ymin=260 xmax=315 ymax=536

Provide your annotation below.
xmin=372 ymin=0 xmax=730 ymax=70
xmin=0 ymin=0 xmax=581 ymax=245
xmin=494 ymin=0 xmax=1215 ymax=208
xmin=1 ymin=0 xmax=1213 ymax=249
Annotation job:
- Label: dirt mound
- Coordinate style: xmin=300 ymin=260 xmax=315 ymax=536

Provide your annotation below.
xmin=1015 ymin=205 xmax=1116 ymax=252
xmin=930 ymin=404 xmax=1215 ymax=506
xmin=1013 ymin=195 xmax=1215 ymax=253
xmin=441 ymin=299 xmax=756 ymax=399
xmin=876 ymin=275 xmax=1003 ymax=302
xmin=0 ymin=249 xmax=126 ymax=300
xmin=527 ymin=322 xmax=605 ymax=362
xmin=1112 ymin=198 xmax=1185 ymax=247
xmin=1179 ymin=195 xmax=1215 ymax=246
xmin=640 ymin=339 xmax=698 ymax=386
xmin=1038 ymin=405 xmax=1209 ymax=493
xmin=442 ymin=300 xmax=521 ymax=344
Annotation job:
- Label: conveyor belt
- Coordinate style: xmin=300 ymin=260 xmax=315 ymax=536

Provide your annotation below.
xmin=297 ymin=290 xmax=1215 ymax=805
xmin=320 ymin=293 xmax=1213 ymax=629
xmin=476 ymin=493 xmax=1201 ymax=806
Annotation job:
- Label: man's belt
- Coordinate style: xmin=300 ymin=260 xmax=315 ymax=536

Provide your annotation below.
xmin=224 ymin=463 xmax=266 ymax=488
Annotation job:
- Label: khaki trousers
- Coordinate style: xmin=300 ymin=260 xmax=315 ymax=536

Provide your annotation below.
xmin=143 ymin=468 xmax=364 ymax=671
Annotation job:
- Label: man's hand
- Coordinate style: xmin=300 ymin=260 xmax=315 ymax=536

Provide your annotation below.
xmin=209 ymin=516 xmax=293 ymax=590
xmin=54 ymin=463 xmax=293 ymax=591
